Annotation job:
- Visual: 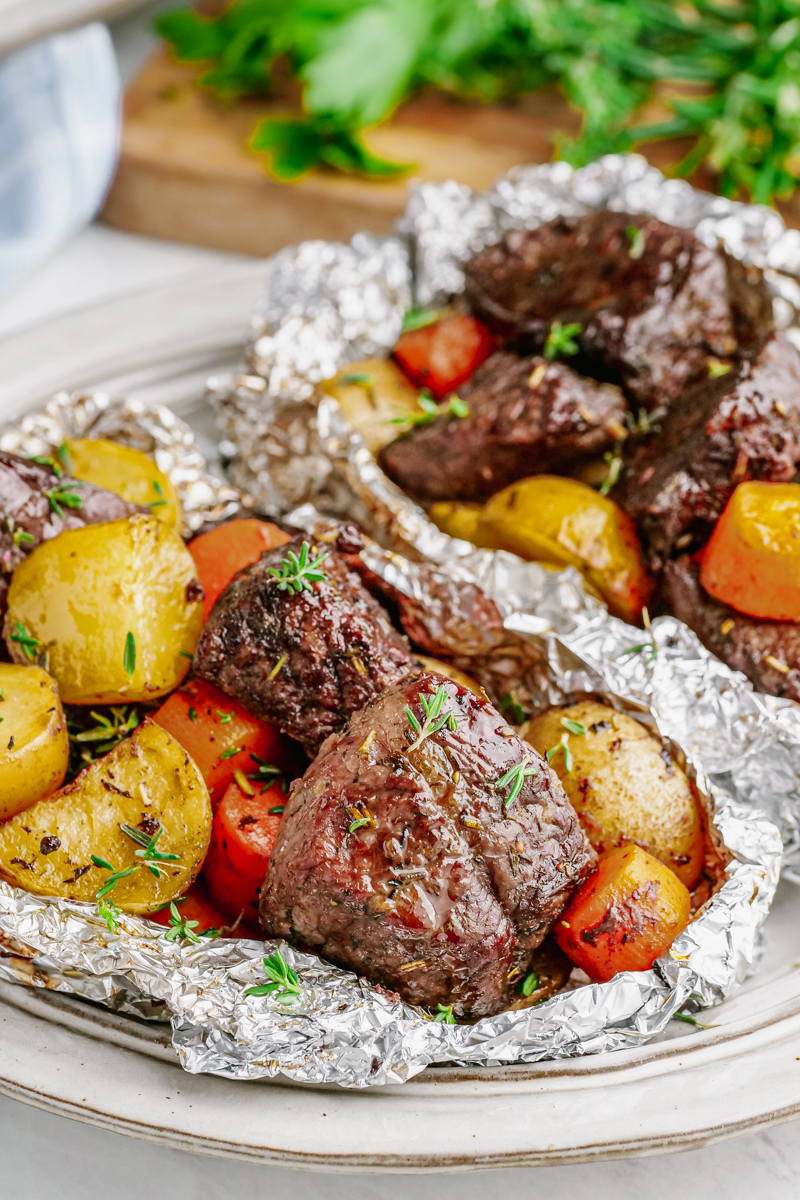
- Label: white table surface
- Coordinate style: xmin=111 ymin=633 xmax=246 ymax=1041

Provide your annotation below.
xmin=3 ymin=9 xmax=800 ymax=1197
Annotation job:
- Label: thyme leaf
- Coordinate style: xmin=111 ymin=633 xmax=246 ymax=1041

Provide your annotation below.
xmin=9 ymin=621 xmax=41 ymax=661
xmin=267 ymin=541 xmax=327 ymax=594
xmin=12 ymin=528 xmax=35 ymax=547
xmin=164 ymin=901 xmax=202 ymax=944
xmin=244 ymin=948 xmax=301 ymax=1003
xmin=123 ymin=632 xmax=136 ymax=679
xmin=405 ymin=684 xmax=457 ymax=753
xmin=433 ymin=1003 xmax=456 ymax=1024
xmin=544 ymin=322 xmax=581 ymax=361
xmin=42 ymin=481 xmax=83 ymax=519
xmin=495 ymin=755 xmax=538 ymax=812
xmin=547 ymin=736 xmax=574 ymax=773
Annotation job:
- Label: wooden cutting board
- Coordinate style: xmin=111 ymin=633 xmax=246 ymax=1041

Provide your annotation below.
xmin=102 ymin=50 xmax=800 ymax=255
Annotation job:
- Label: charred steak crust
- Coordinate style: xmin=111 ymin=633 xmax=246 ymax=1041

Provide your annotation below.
xmin=379 ymin=352 xmax=627 ymax=503
xmin=193 ymin=534 xmax=416 ymax=753
xmin=463 ymin=211 xmax=773 ymax=410
xmin=663 ymin=556 xmax=800 ymax=702
xmin=619 ymin=336 xmax=800 ymax=570
xmin=260 ymin=671 xmax=596 ymax=1019
xmin=0 ymin=450 xmax=145 ymax=617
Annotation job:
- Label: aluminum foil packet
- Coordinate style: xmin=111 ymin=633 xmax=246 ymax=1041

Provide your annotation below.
xmin=0 ymin=154 xmax=791 ymax=1088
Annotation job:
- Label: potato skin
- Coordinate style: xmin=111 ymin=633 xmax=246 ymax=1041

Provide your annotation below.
xmin=523 ymin=700 xmax=704 ymax=889
xmin=0 ymin=664 xmax=68 ymax=820
xmin=67 ymin=437 xmax=182 ymax=531
xmin=0 ymin=720 xmax=211 ymax=913
xmin=324 ymin=358 xmax=425 ymax=456
xmin=5 ymin=514 xmax=203 ymax=704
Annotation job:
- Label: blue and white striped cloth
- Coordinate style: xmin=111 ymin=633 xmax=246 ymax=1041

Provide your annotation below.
xmin=0 ymin=23 xmax=120 ymax=297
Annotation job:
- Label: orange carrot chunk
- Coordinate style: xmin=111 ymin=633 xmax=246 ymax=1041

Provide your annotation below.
xmin=555 ymin=845 xmax=691 ymax=982
xmin=202 ymin=779 xmax=285 ymax=922
xmin=393 ymin=314 xmax=495 ymax=401
xmin=700 ymin=481 xmax=800 ymax=621
xmin=152 ymin=677 xmax=302 ymax=806
xmin=188 ymin=518 xmax=290 ymax=621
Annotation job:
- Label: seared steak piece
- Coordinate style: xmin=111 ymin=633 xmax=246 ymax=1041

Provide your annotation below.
xmin=663 ymin=556 xmax=800 ymax=702
xmin=260 ymin=670 xmax=595 ymax=1019
xmin=380 ymin=351 xmax=627 ymax=503
xmin=620 ymin=336 xmax=800 ymax=571
xmin=194 ymin=534 xmax=415 ymax=754
xmin=463 ymin=211 xmax=773 ymax=410
xmin=0 ymin=449 xmax=144 ymax=617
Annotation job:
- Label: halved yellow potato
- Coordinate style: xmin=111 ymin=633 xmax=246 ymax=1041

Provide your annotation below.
xmin=324 ymin=358 xmax=424 ymax=455
xmin=66 ymin=437 xmax=182 ymax=531
xmin=5 ymin=514 xmax=203 ymax=704
xmin=0 ymin=720 xmax=211 ymax=913
xmin=428 ymin=501 xmax=494 ymax=547
xmin=0 ymin=664 xmax=68 ymax=820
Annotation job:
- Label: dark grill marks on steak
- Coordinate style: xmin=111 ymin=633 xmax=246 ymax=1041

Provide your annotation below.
xmin=379 ymin=352 xmax=627 ymax=503
xmin=619 ymin=336 xmax=800 ymax=571
xmin=0 ymin=450 xmax=145 ymax=619
xmin=260 ymin=671 xmax=596 ymax=1019
xmin=193 ymin=534 xmax=416 ymax=754
xmin=463 ymin=211 xmax=773 ymax=411
xmin=662 ymin=556 xmax=800 ymax=702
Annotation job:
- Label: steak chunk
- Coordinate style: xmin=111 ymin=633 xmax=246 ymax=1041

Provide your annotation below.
xmin=380 ymin=351 xmax=626 ymax=503
xmin=463 ymin=211 xmax=773 ymax=410
xmin=663 ymin=556 xmax=800 ymax=702
xmin=0 ymin=450 xmax=144 ymax=617
xmin=194 ymin=534 xmax=415 ymax=754
xmin=620 ymin=336 xmax=800 ymax=570
xmin=260 ymin=670 xmax=595 ymax=1019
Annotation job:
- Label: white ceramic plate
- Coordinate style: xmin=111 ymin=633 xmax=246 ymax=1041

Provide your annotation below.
xmin=2 ymin=267 xmax=800 ymax=1169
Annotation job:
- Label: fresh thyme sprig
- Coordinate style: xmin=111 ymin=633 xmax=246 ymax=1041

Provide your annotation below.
xmin=598 ymin=449 xmax=623 ymax=497
xmin=119 ymin=823 xmax=183 ymax=877
xmin=433 ymin=1003 xmax=456 ymax=1024
xmin=31 ymin=454 xmax=64 ymax=479
xmin=66 ymin=705 xmax=141 ymax=778
xmin=500 ymin=691 xmax=525 ymax=726
xmin=560 ymin=717 xmax=586 ymax=737
xmin=12 ymin=528 xmax=35 ymax=548
xmin=91 ymin=824 xmax=185 ymax=929
xmin=244 ymin=949 xmax=301 ymax=1003
xmin=268 ymin=541 xmax=327 ymax=594
xmin=123 ymin=632 xmax=136 ymax=679
xmin=626 ymin=225 xmax=645 ymax=260
xmin=495 ymin=755 xmax=538 ymax=813
xmin=544 ymin=322 xmax=582 ymax=361
xmin=42 ymin=481 xmax=83 ymax=519
xmin=9 ymin=621 xmax=41 ymax=661
xmin=147 ymin=480 xmax=167 ymax=509
xmin=249 ymin=753 xmax=289 ymax=794
xmin=519 ymin=970 xmax=540 ymax=997
xmin=164 ymin=901 xmax=202 ymax=944
xmin=547 ymin=736 xmax=574 ymax=773
xmin=620 ymin=606 xmax=659 ymax=664
xmin=405 ymin=684 xmax=458 ymax=754
xmin=388 ymin=390 xmax=470 ymax=428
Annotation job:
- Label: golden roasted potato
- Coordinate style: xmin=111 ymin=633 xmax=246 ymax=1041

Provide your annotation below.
xmin=479 ymin=475 xmax=654 ymax=624
xmin=0 ymin=720 xmax=211 ymax=913
xmin=66 ymin=437 xmax=182 ymax=531
xmin=428 ymin=501 xmax=494 ymax=547
xmin=524 ymin=700 xmax=703 ymax=889
xmin=5 ymin=514 xmax=203 ymax=705
xmin=0 ymin=664 xmax=68 ymax=820
xmin=324 ymin=358 xmax=425 ymax=455
xmin=414 ymin=654 xmax=488 ymax=701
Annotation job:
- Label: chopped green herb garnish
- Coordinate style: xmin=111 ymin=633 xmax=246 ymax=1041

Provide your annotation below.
xmin=268 ymin=541 xmax=327 ymax=594
xmin=501 ymin=691 xmax=525 ymax=726
xmin=12 ymin=528 xmax=35 ymax=547
xmin=401 ymin=307 xmax=444 ymax=334
xmin=42 ymin=481 xmax=83 ymax=519
xmin=119 ymin=823 xmax=183 ymax=878
xmin=520 ymin=970 xmax=539 ymax=997
xmin=547 ymin=737 xmax=574 ymax=773
xmin=447 ymin=396 xmax=469 ymax=418
xmin=32 ymin=454 xmax=64 ymax=479
xmin=708 ymin=358 xmax=733 ymax=378
xmin=625 ymin=406 xmax=666 ymax=437
xmin=148 ymin=479 xmax=167 ymax=510
xmin=9 ymin=621 xmax=41 ymax=661
xmin=97 ymin=895 xmax=122 ymax=933
xmin=348 ymin=815 xmax=372 ymax=832
xmin=404 ymin=684 xmax=457 ymax=753
xmin=626 ymin=225 xmax=645 ymax=260
xmin=495 ymin=755 xmax=538 ymax=812
xmin=598 ymin=450 xmax=623 ymax=496
xmin=66 ymin=705 xmax=141 ymax=777
xmin=123 ymin=631 xmax=136 ymax=679
xmin=673 ymin=1012 xmax=717 ymax=1029
xmin=433 ymin=1003 xmax=456 ymax=1024
xmin=620 ymin=606 xmax=658 ymax=663
xmin=250 ymin=754 xmax=287 ymax=794
xmin=561 ymin=717 xmax=586 ymax=736
xmin=544 ymin=322 xmax=581 ymax=361
xmin=220 ymin=746 xmax=242 ymax=760
xmin=340 ymin=372 xmax=373 ymax=385
xmin=387 ymin=390 xmax=439 ymax=427
xmin=244 ymin=948 xmax=301 ymax=1003
xmin=268 ymin=804 xmax=285 ymax=815
xmin=216 ymin=709 xmax=233 ymax=724
xmin=164 ymin=901 xmax=202 ymax=944
xmin=57 ymin=441 xmax=70 ymax=470
xmin=179 ymin=650 xmax=194 ymax=660
xmin=187 ymin=706 xmax=198 ymax=722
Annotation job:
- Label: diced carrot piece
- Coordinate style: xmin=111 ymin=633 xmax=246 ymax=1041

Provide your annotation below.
xmin=146 ymin=877 xmax=261 ymax=939
xmin=188 ymin=518 xmax=290 ymax=621
xmin=555 ymin=846 xmax=691 ymax=982
xmin=700 ymin=481 xmax=800 ymax=621
xmin=393 ymin=315 xmax=495 ymax=401
xmin=202 ymin=779 xmax=285 ymax=922
xmin=152 ymin=677 xmax=303 ymax=805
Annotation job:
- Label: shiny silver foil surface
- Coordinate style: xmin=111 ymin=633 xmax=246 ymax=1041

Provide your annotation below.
xmin=0 ymin=155 xmax=790 ymax=1088
xmin=0 ymin=389 xmax=242 ymax=537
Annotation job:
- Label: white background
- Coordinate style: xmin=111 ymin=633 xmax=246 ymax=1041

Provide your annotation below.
xmin=2 ymin=6 xmax=800 ymax=1195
